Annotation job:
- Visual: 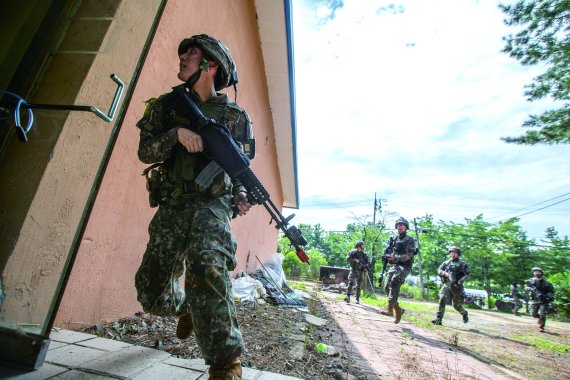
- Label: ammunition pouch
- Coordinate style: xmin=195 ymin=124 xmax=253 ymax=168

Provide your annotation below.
xmin=143 ymin=163 xmax=213 ymax=207
xmin=143 ymin=163 xmax=163 ymax=208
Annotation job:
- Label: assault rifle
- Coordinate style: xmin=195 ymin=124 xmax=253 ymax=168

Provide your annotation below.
xmin=524 ymin=281 xmax=554 ymax=304
xmin=173 ymin=85 xmax=309 ymax=263
xmin=440 ymin=269 xmax=459 ymax=288
xmin=378 ymin=237 xmax=396 ymax=287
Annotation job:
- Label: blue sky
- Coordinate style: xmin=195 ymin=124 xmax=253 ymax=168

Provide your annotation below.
xmin=284 ymin=0 xmax=570 ymax=240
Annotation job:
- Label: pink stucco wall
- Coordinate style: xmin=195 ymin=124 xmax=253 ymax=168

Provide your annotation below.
xmin=56 ymin=0 xmax=283 ymax=327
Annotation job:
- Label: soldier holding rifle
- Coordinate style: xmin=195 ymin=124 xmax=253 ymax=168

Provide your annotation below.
xmin=431 ymin=246 xmax=470 ymax=326
xmin=380 ymin=217 xmax=416 ymax=324
xmin=344 ymin=241 xmax=370 ymax=304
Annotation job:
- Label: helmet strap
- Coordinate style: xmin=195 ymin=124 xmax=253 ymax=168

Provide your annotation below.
xmin=184 ymin=70 xmax=202 ymax=89
xmin=184 ymin=58 xmax=213 ymax=91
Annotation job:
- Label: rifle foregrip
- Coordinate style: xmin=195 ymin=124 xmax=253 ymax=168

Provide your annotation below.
xmin=238 ymin=169 xmax=269 ymax=204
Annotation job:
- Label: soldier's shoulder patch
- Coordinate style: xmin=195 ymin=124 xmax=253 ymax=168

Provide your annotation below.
xmin=143 ymin=97 xmax=159 ymax=117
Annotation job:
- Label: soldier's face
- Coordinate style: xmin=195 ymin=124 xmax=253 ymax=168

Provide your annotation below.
xmin=396 ymin=223 xmax=406 ymax=233
xmin=533 ymin=271 xmax=543 ymax=278
xmin=178 ymin=46 xmax=204 ymax=82
xmin=450 ymin=251 xmax=459 ymax=260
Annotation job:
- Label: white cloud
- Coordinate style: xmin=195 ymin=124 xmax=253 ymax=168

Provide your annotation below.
xmin=288 ymin=0 xmax=570 ymax=238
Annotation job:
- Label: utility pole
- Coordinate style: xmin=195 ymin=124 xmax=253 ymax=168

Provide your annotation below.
xmin=413 ymin=218 xmax=425 ymax=300
xmin=373 ymin=193 xmax=378 ymax=226
xmin=482 ymin=260 xmax=491 ymax=309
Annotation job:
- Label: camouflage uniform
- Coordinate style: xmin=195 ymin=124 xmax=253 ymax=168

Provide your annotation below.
xmin=134 ymin=89 xmax=252 ymax=367
xmin=510 ymin=283 xmax=523 ymax=315
xmin=383 ymin=234 xmax=415 ymax=305
xmin=435 ymin=258 xmax=470 ymax=321
xmin=525 ymin=277 xmax=555 ymax=330
xmin=345 ymin=249 xmax=369 ymax=302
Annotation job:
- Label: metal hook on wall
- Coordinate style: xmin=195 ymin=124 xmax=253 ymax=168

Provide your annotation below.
xmin=0 ymin=74 xmax=124 ymax=142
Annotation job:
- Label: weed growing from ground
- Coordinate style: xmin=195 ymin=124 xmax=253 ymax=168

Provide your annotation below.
xmin=511 ymin=334 xmax=570 ymax=354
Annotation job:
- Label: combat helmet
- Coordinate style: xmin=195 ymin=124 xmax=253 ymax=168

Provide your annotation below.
xmin=394 ymin=217 xmax=409 ymax=229
xmin=531 ymin=267 xmax=543 ymax=275
xmin=448 ymin=246 xmax=461 ymax=255
xmin=355 ymin=241 xmax=365 ymax=248
xmin=178 ymin=34 xmax=238 ymax=91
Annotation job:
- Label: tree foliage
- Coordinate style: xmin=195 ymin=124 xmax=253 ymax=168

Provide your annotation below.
xmin=500 ymin=0 xmax=570 ymax=144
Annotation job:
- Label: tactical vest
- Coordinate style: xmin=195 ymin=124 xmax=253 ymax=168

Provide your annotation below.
xmin=146 ymin=91 xmax=251 ymax=205
xmin=442 ymin=259 xmax=466 ymax=284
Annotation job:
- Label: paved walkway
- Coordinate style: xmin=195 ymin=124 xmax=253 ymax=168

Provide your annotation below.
xmin=1 ymin=328 xmax=301 ymax=380
xmin=323 ymin=300 xmax=525 ymax=380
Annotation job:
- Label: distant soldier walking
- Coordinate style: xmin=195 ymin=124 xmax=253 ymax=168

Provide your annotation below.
xmin=432 ymin=247 xmax=470 ymax=326
xmin=510 ymin=282 xmax=523 ymax=316
xmin=380 ymin=217 xmax=416 ymax=324
xmin=344 ymin=241 xmax=370 ymax=304
xmin=525 ymin=267 xmax=555 ymax=332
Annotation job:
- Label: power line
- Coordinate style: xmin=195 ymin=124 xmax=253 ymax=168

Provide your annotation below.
xmin=502 ymin=197 xmax=570 ymax=221
xmin=487 ymin=192 xmax=570 ymax=221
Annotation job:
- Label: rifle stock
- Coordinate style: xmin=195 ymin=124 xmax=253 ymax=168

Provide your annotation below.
xmin=173 ymin=85 xmax=309 ymax=263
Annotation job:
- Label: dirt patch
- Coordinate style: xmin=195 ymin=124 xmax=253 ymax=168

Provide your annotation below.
xmin=81 ymin=295 xmax=368 ymax=379
xmin=434 ymin=308 xmax=570 ymax=380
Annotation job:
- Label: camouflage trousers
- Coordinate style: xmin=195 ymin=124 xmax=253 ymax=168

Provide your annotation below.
xmin=530 ymin=302 xmax=548 ymax=327
xmin=384 ymin=265 xmax=410 ymax=305
xmin=437 ymin=284 xmax=467 ymax=318
xmin=347 ymin=269 xmax=365 ymax=300
xmin=135 ymin=195 xmax=243 ymax=366
xmin=512 ymin=293 xmax=522 ymax=311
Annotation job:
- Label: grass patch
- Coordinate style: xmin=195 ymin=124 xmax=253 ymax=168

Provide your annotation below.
xmin=511 ymin=334 xmax=570 ymax=354
xmin=287 ymin=280 xmax=308 ymax=291
xmin=358 ymin=294 xmax=437 ymax=328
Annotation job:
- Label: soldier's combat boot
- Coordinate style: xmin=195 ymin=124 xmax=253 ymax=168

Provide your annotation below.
xmin=344 ymin=295 xmax=350 ymax=303
xmin=538 ymin=319 xmax=545 ymax=332
xmin=380 ymin=303 xmax=394 ymax=317
xmin=512 ymin=309 xmax=519 ymax=316
xmin=176 ymin=313 xmax=193 ymax=340
xmin=431 ymin=317 xmax=442 ymax=325
xmin=356 ymin=298 xmax=360 ymax=304
xmin=462 ymin=311 xmax=469 ymax=323
xmin=208 ymin=358 xmax=242 ymax=380
xmin=394 ymin=303 xmax=405 ymax=324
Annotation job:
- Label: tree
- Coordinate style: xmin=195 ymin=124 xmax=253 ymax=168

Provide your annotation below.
xmin=500 ymin=0 xmax=570 ymax=144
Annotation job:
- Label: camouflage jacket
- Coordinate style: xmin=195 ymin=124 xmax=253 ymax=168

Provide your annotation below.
xmin=384 ymin=233 xmax=415 ymax=271
xmin=347 ymin=249 xmax=370 ymax=271
xmin=137 ymin=90 xmax=253 ymax=203
xmin=510 ymin=284 xmax=523 ymax=298
xmin=438 ymin=258 xmax=469 ymax=287
xmin=525 ymin=278 xmax=554 ymax=304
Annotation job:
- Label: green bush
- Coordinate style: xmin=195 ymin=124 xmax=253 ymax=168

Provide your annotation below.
xmin=548 ymin=271 xmax=570 ymax=320
xmin=400 ymin=283 xmax=423 ymax=301
xmin=282 ymin=248 xmax=328 ymax=280
xmin=488 ymin=295 xmax=496 ymax=309
xmin=423 ymin=280 xmax=440 ymax=301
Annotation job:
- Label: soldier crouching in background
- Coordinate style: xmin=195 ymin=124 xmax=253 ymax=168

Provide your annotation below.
xmin=432 ymin=246 xmax=470 ymax=326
